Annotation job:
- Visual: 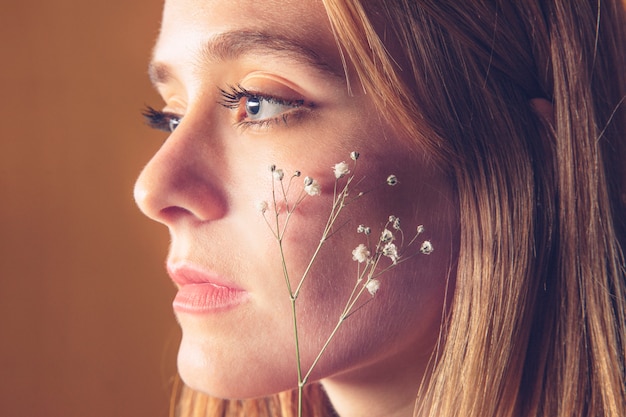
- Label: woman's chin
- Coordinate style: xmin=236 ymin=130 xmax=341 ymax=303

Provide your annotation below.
xmin=176 ymin=339 xmax=296 ymax=400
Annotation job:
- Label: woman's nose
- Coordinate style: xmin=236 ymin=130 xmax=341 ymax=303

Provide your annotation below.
xmin=133 ymin=120 xmax=227 ymax=226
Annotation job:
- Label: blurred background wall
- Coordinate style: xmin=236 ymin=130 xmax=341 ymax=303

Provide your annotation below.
xmin=5 ymin=2 xmax=624 ymax=417
xmin=0 ymin=1 xmax=180 ymax=416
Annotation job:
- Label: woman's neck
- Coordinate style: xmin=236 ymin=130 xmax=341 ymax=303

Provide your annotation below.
xmin=320 ymin=348 xmax=432 ymax=417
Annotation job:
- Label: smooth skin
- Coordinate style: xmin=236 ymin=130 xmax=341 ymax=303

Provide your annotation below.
xmin=134 ymin=1 xmax=458 ymax=416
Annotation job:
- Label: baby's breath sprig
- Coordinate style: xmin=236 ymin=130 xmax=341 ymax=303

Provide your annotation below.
xmin=349 ymin=218 xmax=431 ymax=306
xmin=259 ymin=151 xmax=432 ymax=417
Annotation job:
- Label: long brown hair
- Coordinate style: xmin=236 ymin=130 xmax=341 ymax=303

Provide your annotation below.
xmin=175 ymin=1 xmax=626 ymax=416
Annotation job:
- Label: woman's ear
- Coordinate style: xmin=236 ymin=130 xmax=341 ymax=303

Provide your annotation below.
xmin=530 ymin=98 xmax=554 ymax=125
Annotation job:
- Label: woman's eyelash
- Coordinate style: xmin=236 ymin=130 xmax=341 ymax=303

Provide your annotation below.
xmin=217 ymin=84 xmax=304 ymax=111
xmin=218 ymin=84 xmax=251 ymax=109
xmin=142 ymin=106 xmax=181 ymax=133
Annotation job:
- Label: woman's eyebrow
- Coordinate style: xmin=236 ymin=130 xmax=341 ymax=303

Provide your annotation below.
xmin=148 ymin=30 xmax=344 ymax=87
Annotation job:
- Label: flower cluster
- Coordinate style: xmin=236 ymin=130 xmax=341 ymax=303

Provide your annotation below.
xmin=351 ymin=215 xmax=432 ymax=296
xmin=260 ymin=151 xmax=433 ymax=417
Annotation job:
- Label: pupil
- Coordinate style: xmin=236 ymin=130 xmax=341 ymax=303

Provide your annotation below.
xmin=245 ymin=97 xmax=261 ymax=115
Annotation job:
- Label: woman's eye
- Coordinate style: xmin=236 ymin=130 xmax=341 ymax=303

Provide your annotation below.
xmin=219 ymin=85 xmax=305 ymax=126
xmin=243 ymin=96 xmax=298 ymax=121
xmin=142 ymin=106 xmax=182 ymax=133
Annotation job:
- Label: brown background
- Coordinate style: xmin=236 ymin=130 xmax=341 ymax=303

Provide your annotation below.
xmin=0 ymin=1 xmax=180 ymax=416
xmin=3 ymin=2 xmax=624 ymax=417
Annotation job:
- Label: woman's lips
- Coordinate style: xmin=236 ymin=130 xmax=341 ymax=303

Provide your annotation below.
xmin=167 ymin=262 xmax=248 ymax=314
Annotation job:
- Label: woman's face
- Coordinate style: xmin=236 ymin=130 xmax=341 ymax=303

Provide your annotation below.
xmin=135 ymin=0 xmax=458 ymax=400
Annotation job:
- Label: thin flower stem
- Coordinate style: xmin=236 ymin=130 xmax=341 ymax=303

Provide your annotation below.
xmin=262 ymin=213 xmax=279 ymax=240
xmin=301 ymin=264 xmax=380 ymax=384
xmin=321 ymin=220 xmax=350 ymax=241
xmin=345 ymin=263 xmax=365 ymax=306
xmin=301 ymin=256 xmax=382 ymax=383
xmin=293 ymin=238 xmax=325 ymax=298
xmin=284 ymin=173 xmax=298 ymax=198
xmin=302 ymin=312 xmax=347 ymax=384
xmin=272 ymin=177 xmax=305 ymax=416
xmin=343 ymin=296 xmax=374 ymax=319
xmin=344 ymin=253 xmax=385 ymax=308
xmin=273 ymin=179 xmax=295 ymax=296
xmin=406 ymin=232 xmax=422 ymax=247
xmin=279 ymin=210 xmax=295 ymax=241
xmin=293 ymin=179 xmax=351 ymax=298
xmin=370 ymin=253 xmax=418 ymax=279
xmin=279 ymin=176 xmax=291 ymax=212
xmin=277 ymin=239 xmax=294 ymax=295
xmin=290 ymin=295 xmax=304 ymax=416
xmin=399 ymin=228 xmax=406 ymax=247
xmin=343 ymin=277 xmax=375 ymax=319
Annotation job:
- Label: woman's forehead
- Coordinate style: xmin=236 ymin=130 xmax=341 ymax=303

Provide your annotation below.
xmin=159 ymin=0 xmax=330 ymax=40
xmin=153 ymin=0 xmax=345 ymax=82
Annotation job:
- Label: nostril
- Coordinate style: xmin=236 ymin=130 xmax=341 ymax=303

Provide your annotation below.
xmin=159 ymin=206 xmax=196 ymax=223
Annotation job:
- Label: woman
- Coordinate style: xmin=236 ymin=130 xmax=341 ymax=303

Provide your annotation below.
xmin=134 ymin=0 xmax=626 ymax=416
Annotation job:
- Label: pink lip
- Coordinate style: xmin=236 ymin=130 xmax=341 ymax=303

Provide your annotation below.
xmin=167 ymin=262 xmax=248 ymax=314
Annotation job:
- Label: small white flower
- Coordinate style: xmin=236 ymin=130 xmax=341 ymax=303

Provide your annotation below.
xmin=388 ymin=215 xmax=401 ymax=230
xmin=273 ymin=169 xmax=285 ymax=181
xmin=382 ymin=242 xmax=399 ymax=264
xmin=350 ymin=151 xmax=360 ymax=161
xmin=366 ymin=279 xmax=381 ymax=296
xmin=386 ymin=175 xmax=398 ymax=186
xmin=256 ymin=200 xmax=269 ymax=213
xmin=304 ymin=178 xmax=321 ymax=196
xmin=420 ymin=240 xmax=434 ymax=255
xmin=357 ymin=225 xmax=371 ymax=235
xmin=380 ymin=228 xmax=394 ymax=242
xmin=333 ymin=161 xmax=350 ymax=179
xmin=417 ymin=225 xmax=425 ymax=235
xmin=351 ymin=244 xmax=371 ymax=263
xmin=293 ymin=170 xmax=301 ymax=177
